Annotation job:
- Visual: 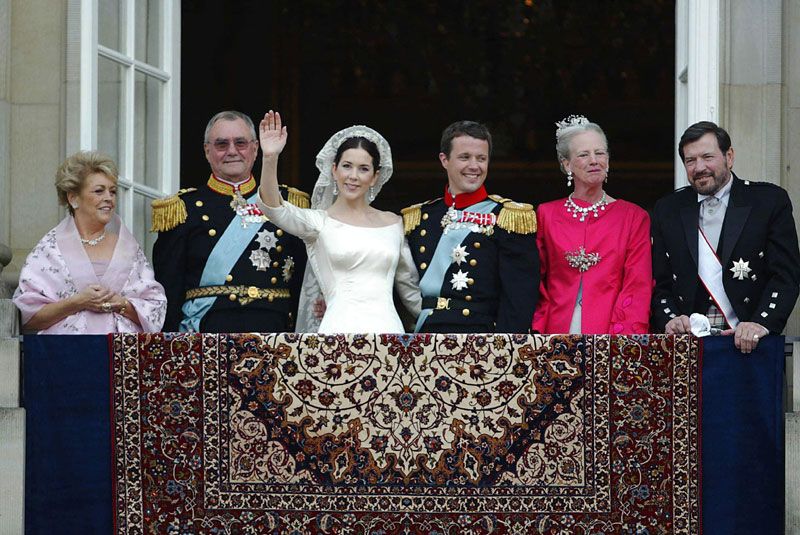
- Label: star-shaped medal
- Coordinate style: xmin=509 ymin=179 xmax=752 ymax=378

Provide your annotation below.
xmin=249 ymin=249 xmax=271 ymax=271
xmin=256 ymin=229 xmax=277 ymax=251
xmin=730 ymin=258 xmax=752 ymax=280
xmin=451 ymin=245 xmax=470 ymax=265
xmin=282 ymin=256 xmax=295 ymax=282
xmin=450 ymin=269 xmax=469 ymax=291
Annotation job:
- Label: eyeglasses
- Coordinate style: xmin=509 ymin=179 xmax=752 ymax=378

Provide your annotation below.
xmin=207 ymin=138 xmax=255 ymax=151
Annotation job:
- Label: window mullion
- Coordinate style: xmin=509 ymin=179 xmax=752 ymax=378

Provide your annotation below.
xmin=81 ymin=0 xmax=99 ymax=150
xmin=121 ymin=0 xmax=136 ymax=228
xmin=162 ymin=1 xmax=180 ymax=194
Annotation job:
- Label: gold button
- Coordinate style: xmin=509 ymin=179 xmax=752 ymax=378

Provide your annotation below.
xmin=202 ymin=215 xmax=209 ymax=221
xmin=225 ymin=274 xmax=233 ymax=282
xmin=268 ymin=295 xmax=274 ymax=302
xmin=195 ymin=200 xmax=204 ymax=207
xmin=228 ymin=293 xmax=237 ymax=301
xmin=468 ymin=278 xmax=474 ymax=286
xmin=276 ymin=245 xmax=283 ymax=253
xmin=422 ymin=213 xmax=429 ymax=220
xmin=469 ymin=259 xmax=477 ymax=266
xmin=247 ymin=286 xmax=259 ymax=298
xmin=419 ymin=246 xmax=426 ymax=253
xmin=473 ymin=242 xmax=481 ymax=248
xmin=465 ymin=295 xmax=472 ymax=301
xmin=208 ymin=229 xmax=217 ymax=237
xmin=462 ymin=308 xmax=470 ymax=317
xmin=276 ymin=229 xmax=284 ymax=237
xmin=272 ymin=261 xmax=279 ymax=268
xmin=271 ymin=277 xmax=278 ymax=284
xmin=420 ymin=262 xmax=428 ymax=270
xmin=420 ymin=229 xmax=427 ymax=236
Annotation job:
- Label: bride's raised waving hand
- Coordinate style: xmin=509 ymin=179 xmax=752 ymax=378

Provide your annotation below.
xmin=258 ymin=110 xmax=288 ymax=207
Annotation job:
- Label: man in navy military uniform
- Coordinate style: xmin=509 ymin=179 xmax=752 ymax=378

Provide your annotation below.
xmin=403 ymin=121 xmax=539 ymax=333
xmin=152 ymin=110 xmax=308 ymax=332
xmin=651 ymin=121 xmax=800 ymax=353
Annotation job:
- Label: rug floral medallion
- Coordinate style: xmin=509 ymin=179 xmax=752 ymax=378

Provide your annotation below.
xmin=112 ymin=333 xmax=700 ymax=534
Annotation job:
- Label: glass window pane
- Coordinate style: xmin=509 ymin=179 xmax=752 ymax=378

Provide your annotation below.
xmin=132 ymin=192 xmax=157 ymax=260
xmin=98 ymin=0 xmax=125 ymax=52
xmin=134 ymin=72 xmax=163 ymax=189
xmin=98 ymin=57 xmax=125 ymax=166
xmin=135 ymin=0 xmax=162 ymax=68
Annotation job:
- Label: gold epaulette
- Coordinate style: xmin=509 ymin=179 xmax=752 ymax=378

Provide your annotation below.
xmin=495 ymin=198 xmax=537 ymax=234
xmin=150 ymin=188 xmax=197 ymax=232
xmin=401 ymin=203 xmax=423 ymax=234
xmin=284 ymin=186 xmax=310 ymax=209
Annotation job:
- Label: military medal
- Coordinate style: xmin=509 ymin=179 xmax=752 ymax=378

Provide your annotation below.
xmin=249 ymin=249 xmax=271 ymax=271
xmin=565 ymin=246 xmax=601 ymax=272
xmin=256 ymin=229 xmax=277 ymax=251
xmin=450 ymin=270 xmax=470 ymax=290
xmin=730 ymin=258 xmax=751 ymax=280
xmin=441 ymin=208 xmax=496 ymax=235
xmin=451 ymin=245 xmax=469 ymax=265
xmin=282 ymin=256 xmax=295 ymax=282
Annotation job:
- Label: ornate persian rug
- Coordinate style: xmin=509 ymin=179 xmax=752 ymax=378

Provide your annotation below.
xmin=112 ymin=333 xmax=700 ymax=534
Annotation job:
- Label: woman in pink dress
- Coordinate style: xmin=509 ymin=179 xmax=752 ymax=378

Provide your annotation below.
xmin=13 ymin=151 xmax=166 ymax=333
xmin=532 ymin=116 xmax=651 ymax=334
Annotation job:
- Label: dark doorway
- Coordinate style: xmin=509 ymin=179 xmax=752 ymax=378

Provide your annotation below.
xmin=182 ymin=1 xmax=675 ymax=212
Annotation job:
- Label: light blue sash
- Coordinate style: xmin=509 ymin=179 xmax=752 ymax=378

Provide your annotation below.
xmin=180 ymin=193 xmax=263 ymax=332
xmin=414 ymin=199 xmax=497 ymax=332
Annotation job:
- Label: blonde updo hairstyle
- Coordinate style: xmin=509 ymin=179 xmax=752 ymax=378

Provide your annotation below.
xmin=55 ymin=151 xmax=119 ymax=215
xmin=555 ymin=117 xmax=608 ymax=174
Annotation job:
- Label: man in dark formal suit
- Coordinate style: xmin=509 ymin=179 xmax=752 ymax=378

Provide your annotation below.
xmin=402 ymin=121 xmax=539 ymax=333
xmin=651 ymin=121 xmax=800 ymax=352
xmin=151 ymin=110 xmax=308 ymax=332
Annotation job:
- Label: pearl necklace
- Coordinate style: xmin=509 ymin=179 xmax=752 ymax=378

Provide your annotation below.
xmin=564 ymin=192 xmax=608 ymax=222
xmin=80 ymin=231 xmax=106 ymax=246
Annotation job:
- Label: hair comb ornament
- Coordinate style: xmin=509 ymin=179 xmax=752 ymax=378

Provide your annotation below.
xmin=555 ymin=115 xmax=590 ymax=138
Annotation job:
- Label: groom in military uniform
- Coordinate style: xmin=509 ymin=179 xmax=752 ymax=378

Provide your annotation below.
xmin=403 ymin=121 xmax=539 ymax=333
xmin=152 ymin=110 xmax=308 ymax=332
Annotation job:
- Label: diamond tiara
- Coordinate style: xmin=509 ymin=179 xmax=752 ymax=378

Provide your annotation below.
xmin=555 ymin=114 xmax=590 ymax=138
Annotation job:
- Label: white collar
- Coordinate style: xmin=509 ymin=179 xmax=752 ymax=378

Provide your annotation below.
xmin=697 ymin=174 xmax=733 ymax=205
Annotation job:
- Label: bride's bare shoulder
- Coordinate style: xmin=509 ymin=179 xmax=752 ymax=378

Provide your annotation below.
xmin=374 ymin=209 xmax=402 ymax=226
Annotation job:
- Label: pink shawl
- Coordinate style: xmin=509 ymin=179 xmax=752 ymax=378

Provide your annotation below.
xmin=13 ymin=215 xmax=166 ymax=333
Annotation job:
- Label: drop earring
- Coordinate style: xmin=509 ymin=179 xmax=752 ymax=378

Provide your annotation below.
xmin=566 ymin=171 xmax=573 ymax=188
xmin=333 ymin=182 xmax=338 ymax=196
xmin=368 ymin=186 xmax=375 ymax=202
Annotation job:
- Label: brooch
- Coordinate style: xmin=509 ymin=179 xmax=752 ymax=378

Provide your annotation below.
xmin=565 ymin=246 xmax=601 ymax=272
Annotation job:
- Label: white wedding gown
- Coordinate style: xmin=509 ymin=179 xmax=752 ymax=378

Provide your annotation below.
xmin=259 ymin=200 xmax=421 ymax=333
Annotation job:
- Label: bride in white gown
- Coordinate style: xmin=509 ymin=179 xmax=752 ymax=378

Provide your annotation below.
xmin=257 ymin=111 xmax=421 ymax=333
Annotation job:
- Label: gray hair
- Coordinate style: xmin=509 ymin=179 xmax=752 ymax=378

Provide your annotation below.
xmin=203 ymin=110 xmax=257 ymax=143
xmin=555 ymin=120 xmax=608 ymax=174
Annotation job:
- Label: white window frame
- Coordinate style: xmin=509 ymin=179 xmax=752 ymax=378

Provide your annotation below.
xmin=675 ymin=0 xmax=720 ymax=188
xmin=67 ymin=0 xmax=180 ymax=247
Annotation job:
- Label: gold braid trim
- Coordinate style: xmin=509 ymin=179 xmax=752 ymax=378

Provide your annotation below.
xmin=150 ymin=188 xmax=196 ymax=232
xmin=401 ymin=203 xmax=422 ymax=234
xmin=285 ymin=186 xmax=310 ymax=209
xmin=488 ymin=194 xmax=510 ymax=204
xmin=496 ymin=201 xmax=537 ymax=234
